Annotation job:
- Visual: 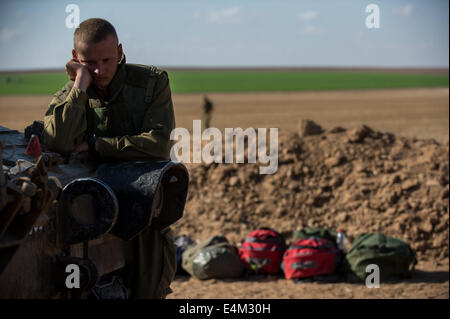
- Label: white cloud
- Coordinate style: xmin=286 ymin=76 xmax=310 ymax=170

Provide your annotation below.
xmin=297 ymin=10 xmax=318 ymax=22
xmin=300 ymin=25 xmax=323 ymax=35
xmin=297 ymin=10 xmax=322 ymax=35
xmin=0 ymin=27 xmax=22 ymax=45
xmin=395 ymin=4 xmax=413 ymax=17
xmin=203 ymin=7 xmax=242 ymax=24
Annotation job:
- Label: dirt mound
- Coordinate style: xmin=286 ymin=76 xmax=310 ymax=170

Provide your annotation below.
xmin=172 ymin=121 xmax=449 ymax=262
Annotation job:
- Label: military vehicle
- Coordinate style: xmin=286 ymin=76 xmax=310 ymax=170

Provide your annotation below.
xmin=0 ymin=123 xmax=189 ymax=298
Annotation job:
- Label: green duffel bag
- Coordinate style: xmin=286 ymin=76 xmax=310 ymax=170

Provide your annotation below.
xmin=182 ymin=235 xmax=244 ymax=280
xmin=343 ymin=233 xmax=418 ymax=281
xmin=294 ymin=227 xmax=338 ymax=246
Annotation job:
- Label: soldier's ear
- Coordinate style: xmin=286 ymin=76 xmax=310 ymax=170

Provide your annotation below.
xmin=72 ymin=49 xmax=77 ymax=60
xmin=117 ymin=44 xmax=123 ymax=62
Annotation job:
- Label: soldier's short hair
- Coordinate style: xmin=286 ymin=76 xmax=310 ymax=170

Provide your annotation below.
xmin=74 ymin=18 xmax=118 ymax=49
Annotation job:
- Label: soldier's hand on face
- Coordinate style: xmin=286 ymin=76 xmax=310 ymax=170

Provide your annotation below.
xmin=65 ymin=58 xmax=87 ymax=80
xmin=65 ymin=58 xmax=92 ymax=92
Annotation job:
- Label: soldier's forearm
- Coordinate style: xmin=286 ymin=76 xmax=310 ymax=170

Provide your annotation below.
xmin=96 ymin=132 xmax=172 ymax=161
xmin=43 ymin=87 xmax=89 ymax=153
xmin=73 ymin=70 xmax=92 ymax=93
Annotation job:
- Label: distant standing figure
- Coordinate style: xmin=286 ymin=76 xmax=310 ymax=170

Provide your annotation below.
xmin=202 ymin=96 xmax=214 ymax=130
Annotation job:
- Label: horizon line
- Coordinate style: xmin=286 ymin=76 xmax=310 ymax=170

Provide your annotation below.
xmin=0 ymin=66 xmax=448 ymax=75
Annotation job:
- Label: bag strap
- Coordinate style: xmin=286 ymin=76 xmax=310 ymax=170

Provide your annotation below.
xmin=144 ymin=66 xmax=160 ymax=104
xmin=408 ymin=245 xmax=418 ymax=271
xmin=246 ymin=236 xmax=284 ymax=244
xmin=290 ymin=244 xmax=335 ymax=251
xmin=145 ymin=77 xmax=156 ymax=104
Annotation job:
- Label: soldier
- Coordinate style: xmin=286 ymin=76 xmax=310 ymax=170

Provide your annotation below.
xmin=202 ymin=95 xmax=214 ymax=130
xmin=42 ymin=18 xmax=176 ymax=299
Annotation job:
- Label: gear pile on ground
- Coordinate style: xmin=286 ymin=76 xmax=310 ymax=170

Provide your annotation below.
xmin=172 ymin=120 xmax=449 ymax=262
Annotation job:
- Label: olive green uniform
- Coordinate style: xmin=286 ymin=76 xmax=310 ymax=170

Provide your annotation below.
xmin=43 ymin=56 xmax=175 ymax=160
xmin=43 ymin=56 xmax=177 ymax=299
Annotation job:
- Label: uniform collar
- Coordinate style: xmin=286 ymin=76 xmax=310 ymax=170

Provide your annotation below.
xmin=107 ymin=54 xmax=126 ymax=99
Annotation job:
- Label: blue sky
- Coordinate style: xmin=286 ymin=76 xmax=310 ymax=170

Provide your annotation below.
xmin=0 ymin=0 xmax=448 ymax=71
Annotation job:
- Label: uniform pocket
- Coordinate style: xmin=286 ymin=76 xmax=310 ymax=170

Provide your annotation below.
xmin=92 ymin=106 xmax=109 ymax=135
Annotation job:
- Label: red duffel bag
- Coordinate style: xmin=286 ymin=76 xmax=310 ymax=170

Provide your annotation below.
xmin=282 ymin=237 xmax=340 ymax=279
xmin=238 ymin=227 xmax=287 ymax=274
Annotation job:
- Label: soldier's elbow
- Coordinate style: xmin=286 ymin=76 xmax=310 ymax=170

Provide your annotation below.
xmin=42 ymin=132 xmax=74 ymax=155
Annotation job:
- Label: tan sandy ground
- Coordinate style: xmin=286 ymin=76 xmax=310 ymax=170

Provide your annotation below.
xmin=168 ymin=261 xmax=449 ymax=299
xmin=0 ymin=88 xmax=448 ymax=142
xmin=0 ymin=88 xmax=448 ymax=299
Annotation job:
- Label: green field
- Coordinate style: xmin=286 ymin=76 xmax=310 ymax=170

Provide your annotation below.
xmin=0 ymin=70 xmax=448 ymax=95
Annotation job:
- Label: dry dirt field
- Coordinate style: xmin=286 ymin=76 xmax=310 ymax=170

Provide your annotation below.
xmin=169 ymin=261 xmax=449 ymax=299
xmin=0 ymin=88 xmax=449 ymax=143
xmin=0 ymin=88 xmax=448 ymax=299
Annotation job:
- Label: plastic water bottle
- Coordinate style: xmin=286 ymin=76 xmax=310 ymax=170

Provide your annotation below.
xmin=336 ymin=228 xmax=347 ymax=252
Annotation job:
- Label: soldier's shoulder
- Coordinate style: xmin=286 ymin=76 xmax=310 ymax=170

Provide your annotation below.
xmin=125 ymin=64 xmax=168 ymax=88
xmin=53 ymin=80 xmax=74 ymax=102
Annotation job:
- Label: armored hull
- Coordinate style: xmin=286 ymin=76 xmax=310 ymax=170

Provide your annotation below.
xmin=0 ymin=125 xmax=188 ymax=298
